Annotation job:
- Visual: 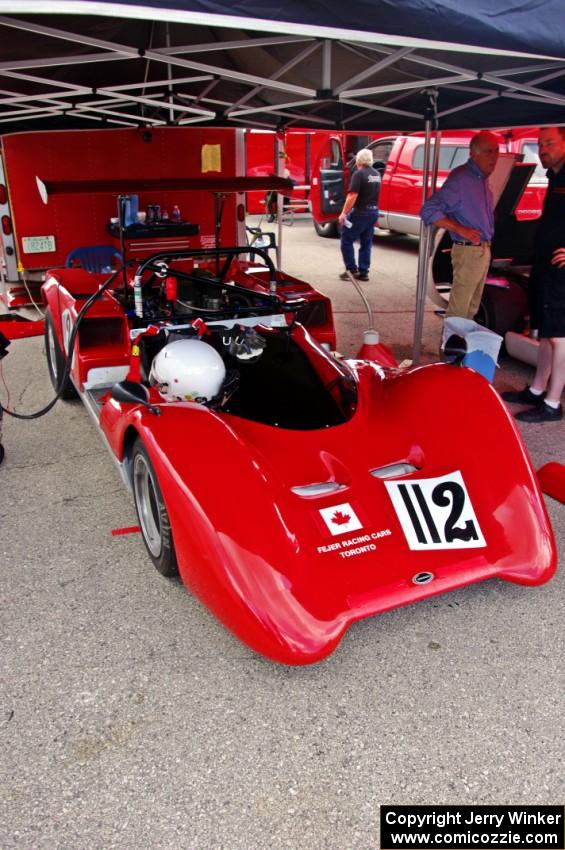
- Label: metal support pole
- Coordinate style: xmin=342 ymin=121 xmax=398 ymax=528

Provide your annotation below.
xmin=275 ymin=132 xmax=285 ymax=271
xmin=412 ymin=89 xmax=438 ymax=364
xmin=117 ymin=194 xmax=129 ymax=290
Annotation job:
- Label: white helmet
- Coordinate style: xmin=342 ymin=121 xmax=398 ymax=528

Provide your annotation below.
xmin=149 ymin=338 xmax=226 ymax=403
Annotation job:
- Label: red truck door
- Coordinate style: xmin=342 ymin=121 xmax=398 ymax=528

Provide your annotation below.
xmin=310 ymin=132 xmax=394 ymax=238
xmin=310 ymin=135 xmax=346 ymax=237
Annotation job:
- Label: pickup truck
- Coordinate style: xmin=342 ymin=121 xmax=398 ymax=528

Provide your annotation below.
xmin=310 ymin=130 xmax=545 ymax=238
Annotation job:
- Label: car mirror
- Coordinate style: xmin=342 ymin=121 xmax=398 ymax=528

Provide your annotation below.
xmin=111 ymin=380 xmax=151 ymax=406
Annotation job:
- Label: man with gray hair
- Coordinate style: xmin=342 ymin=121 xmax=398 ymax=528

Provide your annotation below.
xmin=338 ymin=148 xmax=381 ymax=282
xmin=420 ymin=130 xmax=499 ymax=319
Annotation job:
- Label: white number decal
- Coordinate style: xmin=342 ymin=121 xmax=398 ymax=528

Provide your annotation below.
xmin=385 ymin=471 xmax=486 ymax=550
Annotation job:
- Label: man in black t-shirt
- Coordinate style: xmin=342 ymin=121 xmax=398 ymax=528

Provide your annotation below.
xmin=338 ymin=148 xmax=381 ymax=281
xmin=501 ymin=126 xmax=565 ymax=423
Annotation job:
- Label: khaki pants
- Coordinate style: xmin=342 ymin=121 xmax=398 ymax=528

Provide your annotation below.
xmin=447 ymin=244 xmax=491 ymax=319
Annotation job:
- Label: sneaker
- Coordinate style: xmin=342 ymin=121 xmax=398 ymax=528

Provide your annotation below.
xmin=515 ymin=402 xmax=563 ymax=423
xmin=339 ymin=269 xmax=357 ymax=280
xmin=501 ymin=386 xmax=545 ymax=405
xmin=354 ymin=271 xmax=369 ymax=281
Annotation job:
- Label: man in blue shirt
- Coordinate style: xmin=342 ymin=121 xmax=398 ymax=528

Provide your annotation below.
xmin=420 ymin=131 xmax=499 ymax=319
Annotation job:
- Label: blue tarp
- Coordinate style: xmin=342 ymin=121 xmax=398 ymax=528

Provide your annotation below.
xmin=24 ymin=0 xmax=565 ymax=60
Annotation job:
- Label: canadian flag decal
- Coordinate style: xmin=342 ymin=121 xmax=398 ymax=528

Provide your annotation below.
xmin=319 ymin=502 xmax=363 ymax=536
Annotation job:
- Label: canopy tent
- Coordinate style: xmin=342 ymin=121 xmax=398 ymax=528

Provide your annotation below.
xmin=0 ymin=1 xmax=564 ymax=360
xmin=1 ymin=2 xmax=565 ymax=134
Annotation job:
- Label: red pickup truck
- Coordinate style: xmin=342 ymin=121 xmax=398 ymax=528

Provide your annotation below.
xmin=310 ymin=130 xmax=545 ymax=238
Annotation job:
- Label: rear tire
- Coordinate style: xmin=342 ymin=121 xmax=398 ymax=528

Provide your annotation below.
xmin=313 ymin=219 xmax=339 ymax=239
xmin=131 ymin=438 xmax=178 ymax=578
xmin=44 ymin=309 xmax=77 ymax=399
xmin=476 ymin=281 xmax=528 ymax=337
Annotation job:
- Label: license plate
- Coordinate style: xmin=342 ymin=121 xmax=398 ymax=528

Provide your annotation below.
xmin=22 ymin=235 xmax=56 ymax=254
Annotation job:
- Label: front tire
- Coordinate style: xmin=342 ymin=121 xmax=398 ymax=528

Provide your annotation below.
xmin=131 ymin=438 xmax=178 ymax=578
xmin=313 ymin=218 xmax=339 ymax=238
xmin=476 ymin=281 xmax=528 ymax=336
xmin=44 ymin=309 xmax=77 ymax=399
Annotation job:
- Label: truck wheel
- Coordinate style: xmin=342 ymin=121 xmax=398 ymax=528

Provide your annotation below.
xmin=44 ymin=309 xmax=77 ymax=399
xmin=313 ymin=219 xmax=339 ymax=239
xmin=132 ymin=438 xmax=178 ymax=578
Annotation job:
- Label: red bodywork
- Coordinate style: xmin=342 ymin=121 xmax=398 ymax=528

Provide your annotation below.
xmin=41 ymin=257 xmax=556 ymax=664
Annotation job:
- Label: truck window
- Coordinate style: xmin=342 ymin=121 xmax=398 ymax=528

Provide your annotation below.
xmin=450 ymin=146 xmax=470 ymax=169
xmin=369 ymin=141 xmax=394 ymax=167
xmin=521 ymin=142 xmax=546 ymax=183
xmin=330 ymin=139 xmax=343 ymax=169
xmin=412 ymin=144 xmax=469 ymax=172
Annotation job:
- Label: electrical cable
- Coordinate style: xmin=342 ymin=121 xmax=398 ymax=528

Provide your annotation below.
xmin=19 ymin=271 xmax=45 ymax=318
xmin=0 ymin=358 xmax=11 ymax=411
xmin=1 ymin=267 xmax=123 ymax=421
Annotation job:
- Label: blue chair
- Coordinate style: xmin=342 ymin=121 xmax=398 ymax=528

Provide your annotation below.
xmin=65 ymin=245 xmax=122 ymax=273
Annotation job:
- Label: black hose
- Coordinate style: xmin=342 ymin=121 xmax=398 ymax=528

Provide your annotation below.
xmin=1 ymin=267 xmax=124 ymax=421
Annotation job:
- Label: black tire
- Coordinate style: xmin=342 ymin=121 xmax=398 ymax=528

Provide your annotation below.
xmin=475 ymin=281 xmax=529 ymax=337
xmin=313 ymin=218 xmax=339 ymax=238
xmin=44 ymin=308 xmax=77 ymax=399
xmin=131 ymin=438 xmax=178 ymax=578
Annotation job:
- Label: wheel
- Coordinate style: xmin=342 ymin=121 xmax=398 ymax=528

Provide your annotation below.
xmin=44 ymin=308 xmax=77 ymax=399
xmin=131 ymin=438 xmax=178 ymax=578
xmin=313 ymin=218 xmax=339 ymax=238
xmin=476 ymin=281 xmax=529 ymax=337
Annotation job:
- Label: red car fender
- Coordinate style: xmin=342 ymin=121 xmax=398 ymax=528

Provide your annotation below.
xmin=102 ymin=399 xmax=348 ymax=663
xmin=370 ymin=363 xmax=556 ymax=586
xmin=41 ymin=268 xmax=101 ymax=349
xmin=41 ymin=271 xmax=67 ymax=348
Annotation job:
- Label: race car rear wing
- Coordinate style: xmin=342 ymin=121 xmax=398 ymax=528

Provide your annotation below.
xmin=36 ymin=175 xmax=294 ymax=203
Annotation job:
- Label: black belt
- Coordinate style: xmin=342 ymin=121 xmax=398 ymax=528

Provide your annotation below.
xmin=356 ymin=205 xmax=378 ymax=210
xmin=453 ymin=240 xmax=491 ymax=247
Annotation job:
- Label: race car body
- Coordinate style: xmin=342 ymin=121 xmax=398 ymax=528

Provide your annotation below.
xmin=41 ymin=246 xmax=556 ymax=665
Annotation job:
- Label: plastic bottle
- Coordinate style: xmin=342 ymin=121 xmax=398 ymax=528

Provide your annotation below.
xmin=133 ymin=274 xmax=144 ymax=318
xmin=172 ymin=205 xmax=181 ymax=222
xmin=161 ymin=208 xmax=169 ymax=221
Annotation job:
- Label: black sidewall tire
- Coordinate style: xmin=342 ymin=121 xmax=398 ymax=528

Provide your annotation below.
xmin=476 ymin=281 xmax=529 ymax=337
xmin=313 ymin=219 xmax=339 ymax=239
xmin=132 ymin=438 xmax=178 ymax=578
xmin=44 ymin=309 xmax=77 ymax=399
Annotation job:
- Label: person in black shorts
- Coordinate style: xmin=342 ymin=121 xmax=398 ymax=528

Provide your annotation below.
xmin=501 ymin=126 xmax=565 ymax=423
xmin=338 ymin=148 xmax=381 ymax=281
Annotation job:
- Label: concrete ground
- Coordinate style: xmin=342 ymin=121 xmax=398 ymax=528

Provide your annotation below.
xmin=0 ymin=220 xmax=563 ymax=850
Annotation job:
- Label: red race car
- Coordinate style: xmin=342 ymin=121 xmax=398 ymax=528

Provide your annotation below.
xmin=42 ymin=242 xmax=556 ymax=665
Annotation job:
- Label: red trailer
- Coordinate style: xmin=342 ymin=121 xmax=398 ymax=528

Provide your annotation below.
xmin=1 ymin=126 xmax=249 ymax=307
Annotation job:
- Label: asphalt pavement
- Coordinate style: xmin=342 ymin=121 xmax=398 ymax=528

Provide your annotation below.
xmin=1 ymin=219 xmax=563 ymax=850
